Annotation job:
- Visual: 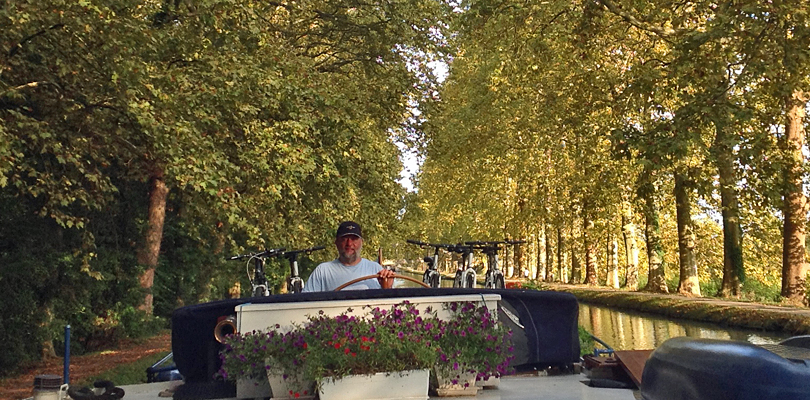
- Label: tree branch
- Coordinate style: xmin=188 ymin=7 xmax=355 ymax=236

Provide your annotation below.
xmin=7 ymin=24 xmax=65 ymax=57
xmin=594 ymin=0 xmax=683 ymax=38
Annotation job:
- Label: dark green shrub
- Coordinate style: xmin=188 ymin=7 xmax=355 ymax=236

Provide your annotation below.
xmin=0 ymin=273 xmax=47 ymax=377
xmin=700 ymin=279 xmax=720 ymax=297
xmin=740 ymin=278 xmax=781 ymax=303
xmin=578 ymin=326 xmax=595 ymax=356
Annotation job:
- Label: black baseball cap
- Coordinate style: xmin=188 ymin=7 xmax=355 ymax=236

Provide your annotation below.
xmin=336 ymin=221 xmax=362 ymax=239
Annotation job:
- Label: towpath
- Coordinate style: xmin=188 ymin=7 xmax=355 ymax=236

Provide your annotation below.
xmin=0 ymin=332 xmax=171 ymax=400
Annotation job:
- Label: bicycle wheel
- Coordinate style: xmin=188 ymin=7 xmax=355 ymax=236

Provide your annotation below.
xmin=423 ymin=271 xmax=432 ymax=286
xmin=494 ymin=274 xmax=505 ymax=289
xmin=430 ymin=272 xmax=440 ymax=288
xmin=453 ymin=272 xmax=463 ymax=288
xmin=465 ymin=272 xmax=476 ymax=289
xmin=291 ymin=280 xmax=303 ymax=294
xmin=484 ymin=272 xmax=494 ymax=288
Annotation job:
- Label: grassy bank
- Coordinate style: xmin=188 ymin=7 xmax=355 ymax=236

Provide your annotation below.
xmin=538 ymin=284 xmax=810 ymax=335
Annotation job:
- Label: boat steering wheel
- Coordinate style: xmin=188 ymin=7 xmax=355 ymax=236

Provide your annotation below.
xmin=334 ymin=273 xmax=431 ymax=291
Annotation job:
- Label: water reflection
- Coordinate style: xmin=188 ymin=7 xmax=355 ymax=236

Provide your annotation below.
xmin=579 ymin=302 xmax=790 ymax=350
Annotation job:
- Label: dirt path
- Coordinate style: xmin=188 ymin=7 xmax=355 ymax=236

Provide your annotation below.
xmin=0 ymin=332 xmax=171 ymax=400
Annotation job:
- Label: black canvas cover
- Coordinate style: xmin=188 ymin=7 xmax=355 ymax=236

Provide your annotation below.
xmin=171 ymin=288 xmax=580 ymax=383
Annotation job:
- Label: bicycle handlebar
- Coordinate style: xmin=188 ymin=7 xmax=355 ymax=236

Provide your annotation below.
xmin=228 ymin=245 xmax=326 ymax=261
xmin=407 ymin=239 xmax=523 ymax=255
xmin=448 ymin=244 xmax=473 ymax=253
xmin=255 ymin=247 xmax=287 ymax=258
xmin=407 ymin=239 xmax=457 ymax=249
xmin=227 ymin=248 xmax=285 ymax=261
xmin=465 ymin=240 xmax=526 ymax=246
xmin=463 ymin=240 xmax=526 ymax=255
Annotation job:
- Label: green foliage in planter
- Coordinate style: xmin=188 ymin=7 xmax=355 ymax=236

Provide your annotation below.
xmin=433 ymin=302 xmax=514 ymax=385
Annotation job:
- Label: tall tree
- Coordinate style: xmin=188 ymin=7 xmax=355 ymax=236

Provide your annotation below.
xmin=674 ymin=172 xmax=701 ymax=296
xmin=621 ymin=201 xmax=639 ymax=290
xmin=711 ymin=114 xmax=744 ymax=297
xmin=780 ymin=90 xmax=809 ymax=304
xmin=640 ymin=169 xmax=669 ymax=293
xmin=606 ymin=235 xmax=620 ymax=288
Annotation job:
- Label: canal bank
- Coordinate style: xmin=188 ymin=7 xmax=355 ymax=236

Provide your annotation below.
xmin=539 ymin=283 xmax=810 ymax=336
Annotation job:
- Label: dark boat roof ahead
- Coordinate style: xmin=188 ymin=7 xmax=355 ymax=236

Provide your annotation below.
xmin=641 ymin=336 xmax=810 ymax=400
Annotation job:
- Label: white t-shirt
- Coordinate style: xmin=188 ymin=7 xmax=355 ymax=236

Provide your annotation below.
xmin=302 ymin=258 xmax=384 ymax=292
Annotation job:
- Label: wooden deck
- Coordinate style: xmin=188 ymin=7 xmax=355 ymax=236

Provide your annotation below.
xmin=614 ymin=350 xmax=653 ymax=387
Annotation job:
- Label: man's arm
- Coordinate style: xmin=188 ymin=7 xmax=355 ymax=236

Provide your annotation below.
xmin=302 ymin=265 xmax=324 ymax=293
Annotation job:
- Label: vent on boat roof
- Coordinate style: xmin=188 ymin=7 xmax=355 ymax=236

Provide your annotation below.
xmin=33 ymin=375 xmax=63 ymax=390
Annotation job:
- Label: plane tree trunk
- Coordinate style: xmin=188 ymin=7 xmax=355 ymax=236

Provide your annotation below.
xmin=137 ymin=166 xmax=169 ymax=315
xmin=780 ymin=89 xmax=809 ymax=305
xmin=675 ymin=172 xmax=701 ymax=296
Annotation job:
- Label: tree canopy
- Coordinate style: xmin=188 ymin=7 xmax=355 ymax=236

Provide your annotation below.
xmin=2 ymin=0 xmax=810 ymax=375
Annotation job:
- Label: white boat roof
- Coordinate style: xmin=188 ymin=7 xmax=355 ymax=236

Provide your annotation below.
xmin=116 ymin=373 xmax=638 ymax=400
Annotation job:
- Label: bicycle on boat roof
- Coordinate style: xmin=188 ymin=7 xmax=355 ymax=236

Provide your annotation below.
xmin=466 ymin=239 xmax=526 ymax=289
xmin=228 ymin=245 xmax=325 ymax=296
xmin=406 ymin=239 xmax=456 ymax=288
xmin=446 ymin=243 xmax=476 ymax=288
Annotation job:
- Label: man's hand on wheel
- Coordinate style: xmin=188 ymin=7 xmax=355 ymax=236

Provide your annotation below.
xmin=378 ymin=268 xmax=396 ymax=288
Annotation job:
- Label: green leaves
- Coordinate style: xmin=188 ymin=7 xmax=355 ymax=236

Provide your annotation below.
xmin=409 ymin=0 xmax=810 ymax=301
xmin=0 ymin=0 xmax=447 ymax=366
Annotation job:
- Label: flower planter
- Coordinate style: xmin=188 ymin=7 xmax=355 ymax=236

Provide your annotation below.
xmin=222 ymin=300 xmax=511 ymax=400
xmin=475 ymin=376 xmax=500 ymax=388
xmin=236 ymin=377 xmax=270 ymax=399
xmin=235 ymin=294 xmax=501 ymax=333
xmin=318 ymin=369 xmax=430 ymax=400
xmin=266 ymin=372 xmax=315 ymax=399
xmin=434 ymin=370 xmax=478 ymax=397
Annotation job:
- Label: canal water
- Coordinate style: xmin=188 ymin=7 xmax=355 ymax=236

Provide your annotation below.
xmin=394 ymin=270 xmax=790 ymax=350
xmin=578 ymin=302 xmax=790 ymax=350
